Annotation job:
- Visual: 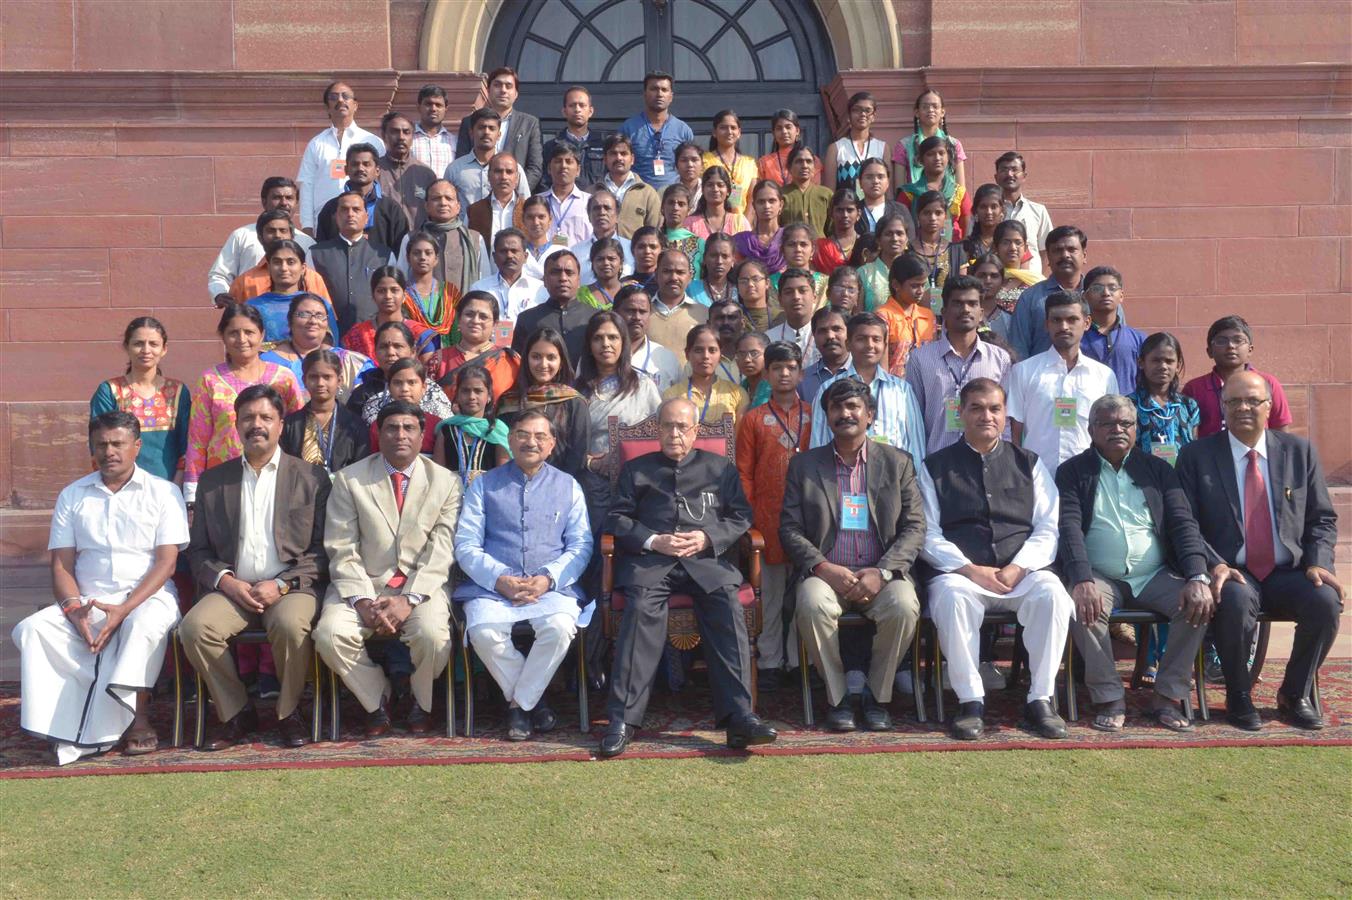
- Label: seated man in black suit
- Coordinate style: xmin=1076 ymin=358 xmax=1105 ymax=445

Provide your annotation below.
xmin=780 ymin=377 xmax=925 ymax=732
xmin=1057 ymin=394 xmax=1215 ymax=732
xmin=599 ymin=397 xmax=777 ymax=757
xmin=1177 ymin=370 xmax=1343 ymax=731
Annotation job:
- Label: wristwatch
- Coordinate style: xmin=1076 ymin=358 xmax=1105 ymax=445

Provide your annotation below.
xmin=274 ymin=578 xmax=292 ymax=596
xmin=878 ymin=569 xmax=895 ymax=583
xmin=1188 ymin=573 xmax=1212 ymax=585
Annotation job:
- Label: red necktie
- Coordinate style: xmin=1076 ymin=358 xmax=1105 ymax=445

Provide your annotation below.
xmin=1243 ymin=449 xmax=1275 ymax=582
xmin=391 ymin=472 xmax=408 ymax=515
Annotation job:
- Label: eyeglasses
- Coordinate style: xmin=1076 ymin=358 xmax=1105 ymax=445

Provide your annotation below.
xmin=326 ymin=91 xmax=355 ymax=102
xmin=1210 ymin=335 xmax=1250 ymax=348
xmin=737 ymin=275 xmax=767 ymax=285
xmin=734 ymin=350 xmax=763 ymax=360
xmin=1086 ymin=284 xmax=1121 ymax=295
xmin=292 ymin=310 xmax=326 ymax=321
xmin=850 ymin=107 xmax=876 ymax=117
xmin=1223 ymin=397 xmax=1271 ymax=410
xmin=1094 ymin=419 xmax=1137 ymax=431
xmin=658 ymin=422 xmax=695 ymax=434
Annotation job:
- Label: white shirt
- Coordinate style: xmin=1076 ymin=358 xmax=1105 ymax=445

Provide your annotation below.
xmin=1004 ymin=195 xmax=1053 ymax=276
xmin=541 ymin=186 xmax=593 ymax=246
xmin=765 ymin=321 xmax=819 ymax=367
xmin=1007 ymin=348 xmax=1118 ymax=468
xmin=631 ymin=336 xmax=683 ymax=392
xmin=232 ymin=447 xmax=286 ymax=584
xmin=445 ymin=152 xmax=529 ymax=216
xmin=207 ymin=225 xmax=315 ymax=301
xmin=468 ymin=271 xmax=547 ymax=323
xmin=918 ymin=448 xmax=1060 ymax=574
xmin=603 ymin=172 xmax=642 ymax=204
xmin=48 ymin=466 xmax=190 ymax=599
xmin=489 ymin=194 xmax=519 ymax=247
xmin=296 ymin=122 xmax=385 ymax=230
xmin=522 ymin=239 xmax=567 ymax=281
xmin=1227 ymin=431 xmax=1293 ymax=569
xmin=572 ymin=234 xmax=634 ymax=284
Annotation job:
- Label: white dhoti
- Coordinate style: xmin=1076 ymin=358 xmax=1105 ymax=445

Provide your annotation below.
xmin=12 ymin=591 xmax=179 ymax=765
xmin=928 ymin=570 xmax=1073 ymax=705
xmin=464 ymin=592 xmax=581 ymax=712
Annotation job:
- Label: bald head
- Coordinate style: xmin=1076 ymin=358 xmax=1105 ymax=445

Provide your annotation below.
xmin=657 ymin=397 xmax=698 ymax=461
xmin=1221 ymin=370 xmax=1272 ymax=443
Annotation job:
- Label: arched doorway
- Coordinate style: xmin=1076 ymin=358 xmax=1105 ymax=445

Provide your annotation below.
xmin=481 ymin=0 xmax=838 ymax=157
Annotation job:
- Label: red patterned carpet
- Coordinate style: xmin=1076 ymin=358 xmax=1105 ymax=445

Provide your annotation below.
xmin=2 ymin=659 xmax=1348 ymax=779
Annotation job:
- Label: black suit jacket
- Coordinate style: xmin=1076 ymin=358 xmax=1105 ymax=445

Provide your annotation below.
xmin=854 ymin=199 xmax=916 ymax=245
xmin=1176 ymin=430 xmax=1338 ymax=572
xmin=779 ymin=441 xmax=925 ymax=581
xmin=187 ymin=452 xmax=332 ymax=595
xmin=1055 ymin=447 xmax=1207 ymax=586
xmin=607 ymin=449 xmax=752 ymax=592
xmin=314 ymin=193 xmax=410 ymax=257
xmin=308 ymin=237 xmax=393 ymax=337
xmin=280 ymin=404 xmax=372 ymax=474
xmin=456 ymin=110 xmax=545 ymax=192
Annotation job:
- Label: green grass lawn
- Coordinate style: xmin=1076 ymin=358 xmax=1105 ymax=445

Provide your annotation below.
xmin=2 ymin=747 xmax=1349 ymax=897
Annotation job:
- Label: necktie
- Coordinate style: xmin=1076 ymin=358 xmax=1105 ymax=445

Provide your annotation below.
xmin=387 ymin=471 xmax=409 ymax=591
xmin=1243 ymin=449 xmax=1275 ymax=582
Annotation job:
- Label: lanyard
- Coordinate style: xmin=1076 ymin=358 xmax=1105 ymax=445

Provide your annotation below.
xmin=549 ymin=191 xmax=577 ymax=226
xmin=313 ymin=409 xmax=337 ymax=471
xmin=1101 ymin=319 xmax=1122 ymax=358
xmin=687 ymin=378 xmax=713 ymax=424
xmin=594 ymin=283 xmax=616 ymax=307
xmin=717 ymin=359 xmax=738 ymax=382
xmin=775 ymin=149 xmax=789 ymax=183
xmin=768 ymin=400 xmax=805 ymax=452
xmin=943 ymin=344 xmax=978 ymax=393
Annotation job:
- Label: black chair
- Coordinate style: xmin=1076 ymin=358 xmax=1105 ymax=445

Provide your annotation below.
xmin=321 ymin=636 xmax=456 ymax=740
xmin=797 ymin=617 xmax=926 ymax=725
xmin=451 ymin=604 xmax=592 ymax=737
xmin=927 ymin=610 xmax=1040 ymax=725
xmin=171 ymin=629 xmax=324 ymax=748
xmin=1249 ymin=612 xmax=1324 ymax=718
xmin=1062 ymin=609 xmax=1209 ymax=723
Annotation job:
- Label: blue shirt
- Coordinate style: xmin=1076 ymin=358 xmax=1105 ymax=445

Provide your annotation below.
xmin=1009 ymin=276 xmax=1083 ymax=359
xmin=1127 ymin=389 xmax=1199 ymax=457
xmin=618 ymin=112 xmax=694 ymax=189
xmin=1080 ymin=315 xmax=1146 ymax=397
xmin=809 ymin=366 xmax=927 ymax=472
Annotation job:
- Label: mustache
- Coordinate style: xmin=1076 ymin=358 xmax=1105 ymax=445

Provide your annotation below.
xmin=832 ymin=417 xmax=859 ymax=428
xmin=246 ymin=428 xmax=269 ymax=440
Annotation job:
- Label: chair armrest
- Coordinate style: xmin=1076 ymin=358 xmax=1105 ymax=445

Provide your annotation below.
xmin=741 ymin=528 xmax=764 ymax=589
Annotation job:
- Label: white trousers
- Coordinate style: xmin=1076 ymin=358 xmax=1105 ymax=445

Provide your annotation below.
xmin=929 ymin=570 xmax=1073 ymax=704
xmin=468 ymin=612 xmax=576 ymax=711
xmin=12 ymin=592 xmax=179 ymax=765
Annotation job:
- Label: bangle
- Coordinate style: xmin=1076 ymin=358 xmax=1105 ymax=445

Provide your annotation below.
xmin=59 ymin=596 xmax=81 ymax=610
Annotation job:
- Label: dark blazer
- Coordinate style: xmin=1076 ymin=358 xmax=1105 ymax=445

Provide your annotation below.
xmin=607 ymin=449 xmax=752 ymax=592
xmin=280 ymin=404 xmax=372 ymax=474
xmin=854 ymin=199 xmax=916 ymax=245
xmin=465 ymin=196 xmax=527 ymax=250
xmin=187 ymin=452 xmax=332 ymax=595
xmin=314 ymin=193 xmax=410 ymax=257
xmin=309 ymin=237 xmax=393 ymax=337
xmin=1177 ymin=430 xmax=1338 ymax=572
xmin=779 ymin=441 xmax=926 ymax=581
xmin=1055 ymin=447 xmax=1207 ymax=586
xmin=457 ymin=110 xmax=545 ymax=192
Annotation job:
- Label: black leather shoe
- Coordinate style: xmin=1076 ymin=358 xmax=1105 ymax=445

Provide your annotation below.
xmin=1225 ymin=692 xmax=1263 ymax=731
xmin=759 ymin=668 xmax=782 ymax=693
xmin=275 ymin=710 xmax=309 ymax=748
xmin=530 ymin=703 xmax=558 ymax=734
xmin=824 ymin=697 xmax=857 ymax=732
xmin=204 ymin=705 xmax=258 ymax=751
xmin=727 ymin=714 xmax=778 ymax=749
xmin=506 ymin=706 xmax=532 ymax=742
xmin=1277 ymin=692 xmax=1324 ymax=730
xmin=405 ymin=704 xmax=432 ymax=735
xmin=861 ymin=690 xmax=892 ymax=731
xmin=364 ymin=702 xmax=391 ymax=738
xmin=952 ymin=700 xmax=985 ymax=741
xmin=1024 ymin=699 xmax=1068 ymax=739
xmin=597 ymin=720 xmax=633 ymax=758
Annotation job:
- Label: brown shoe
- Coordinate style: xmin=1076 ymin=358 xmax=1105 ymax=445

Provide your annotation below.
xmin=405 ymin=704 xmax=432 ymax=735
xmin=204 ymin=706 xmax=259 ymax=751
xmin=276 ymin=710 xmax=310 ymax=748
xmin=364 ymin=702 xmax=392 ymax=738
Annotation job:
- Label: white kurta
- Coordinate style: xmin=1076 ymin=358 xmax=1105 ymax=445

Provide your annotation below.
xmin=12 ymin=467 xmax=189 ymax=764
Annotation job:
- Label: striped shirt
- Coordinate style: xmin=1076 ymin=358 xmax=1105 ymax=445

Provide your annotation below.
xmin=825 ymin=440 xmax=882 ymax=568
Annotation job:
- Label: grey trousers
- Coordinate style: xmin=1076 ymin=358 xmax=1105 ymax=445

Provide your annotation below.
xmin=1069 ymin=568 xmax=1206 ymax=705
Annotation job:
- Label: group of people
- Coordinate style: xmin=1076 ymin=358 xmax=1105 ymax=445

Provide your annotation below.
xmin=12 ymin=72 xmax=1343 ymax=765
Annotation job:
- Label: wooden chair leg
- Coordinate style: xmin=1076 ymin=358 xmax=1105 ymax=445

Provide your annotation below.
xmin=462 ymin=636 xmax=475 ymax=739
xmin=328 ymin=667 xmax=340 ymax=742
xmin=1195 ymin=643 xmax=1210 ymax=721
xmin=576 ymin=630 xmax=589 ymax=734
xmin=931 ymin=622 xmax=945 ymax=724
xmin=171 ymin=631 xmax=184 ymax=748
xmin=749 ymin=634 xmax=759 ymax=714
xmin=910 ymin=627 xmax=925 ymax=724
xmin=798 ymin=632 xmax=814 ymax=727
xmin=310 ymin=651 xmax=323 ymax=743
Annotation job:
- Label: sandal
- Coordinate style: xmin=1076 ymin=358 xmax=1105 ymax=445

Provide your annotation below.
xmin=122 ymin=725 xmax=159 ymax=756
xmin=1090 ymin=700 xmax=1126 ymax=732
xmin=1150 ymin=702 xmax=1193 ymax=733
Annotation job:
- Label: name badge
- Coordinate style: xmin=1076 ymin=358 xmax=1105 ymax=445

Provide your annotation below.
xmin=729 ymin=184 xmax=744 ymax=209
xmin=1151 ymin=442 xmax=1179 ymax=466
xmin=1053 ymin=396 xmax=1078 ymax=429
xmin=328 ymin=157 xmax=347 ymax=181
xmin=944 ymin=396 xmax=962 ymax=432
xmin=841 ymin=492 xmax=869 ymax=531
xmin=652 ymin=158 xmax=667 ymax=177
xmin=869 ymin=433 xmax=891 ymax=445
xmin=493 ymin=322 xmax=514 ymax=348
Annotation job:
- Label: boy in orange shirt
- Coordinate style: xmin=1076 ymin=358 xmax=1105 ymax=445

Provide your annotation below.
xmin=877 ymin=252 xmax=937 ymax=377
xmin=735 ymin=341 xmax=812 ymax=691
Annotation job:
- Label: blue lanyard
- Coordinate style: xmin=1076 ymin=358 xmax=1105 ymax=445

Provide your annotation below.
xmin=687 ymin=379 xmax=713 ymax=424
xmin=313 ymin=409 xmax=337 ymax=471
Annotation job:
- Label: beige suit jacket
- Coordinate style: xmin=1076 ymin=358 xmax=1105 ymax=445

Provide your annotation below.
xmin=324 ymin=453 xmax=462 ymax=604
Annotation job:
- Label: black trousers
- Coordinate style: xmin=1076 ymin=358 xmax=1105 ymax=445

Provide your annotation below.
xmin=1214 ymin=565 xmax=1342 ymax=700
xmin=606 ymin=568 xmax=753 ymax=728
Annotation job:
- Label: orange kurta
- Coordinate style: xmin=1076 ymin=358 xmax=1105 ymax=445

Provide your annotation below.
xmin=877 ymin=298 xmax=937 ymax=378
xmin=735 ymin=397 xmax=812 ymax=566
xmin=227 ymin=261 xmax=332 ymax=303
